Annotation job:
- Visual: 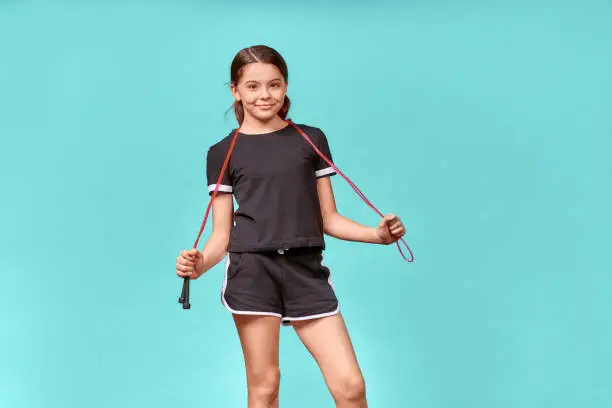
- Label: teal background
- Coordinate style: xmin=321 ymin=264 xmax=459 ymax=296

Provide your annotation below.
xmin=1 ymin=0 xmax=610 ymax=407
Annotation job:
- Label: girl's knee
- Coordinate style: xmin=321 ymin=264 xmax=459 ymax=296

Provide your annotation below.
xmin=331 ymin=373 xmax=366 ymax=403
xmin=249 ymin=366 xmax=281 ymax=401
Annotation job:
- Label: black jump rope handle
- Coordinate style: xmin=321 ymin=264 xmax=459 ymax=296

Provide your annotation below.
xmin=178 ymin=277 xmax=190 ymax=309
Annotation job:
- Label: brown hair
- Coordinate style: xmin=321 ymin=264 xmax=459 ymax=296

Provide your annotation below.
xmin=230 ymin=45 xmax=290 ymax=125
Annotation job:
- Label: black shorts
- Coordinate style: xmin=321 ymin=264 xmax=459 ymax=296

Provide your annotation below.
xmin=221 ymin=247 xmax=339 ymax=325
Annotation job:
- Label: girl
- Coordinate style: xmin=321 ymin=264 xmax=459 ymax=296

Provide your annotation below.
xmin=175 ymin=45 xmax=406 ymax=408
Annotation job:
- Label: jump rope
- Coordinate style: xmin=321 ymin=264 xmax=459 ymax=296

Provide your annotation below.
xmin=178 ymin=120 xmax=414 ymax=309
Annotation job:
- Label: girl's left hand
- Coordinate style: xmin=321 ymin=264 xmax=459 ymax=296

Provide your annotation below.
xmin=376 ymin=213 xmax=406 ymax=245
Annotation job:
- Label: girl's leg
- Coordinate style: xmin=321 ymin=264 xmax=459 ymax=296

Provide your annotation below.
xmin=233 ymin=314 xmax=282 ymax=408
xmin=291 ymin=313 xmax=367 ymax=408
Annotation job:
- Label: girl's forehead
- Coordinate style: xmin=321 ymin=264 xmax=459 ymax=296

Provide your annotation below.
xmin=240 ymin=63 xmax=284 ymax=82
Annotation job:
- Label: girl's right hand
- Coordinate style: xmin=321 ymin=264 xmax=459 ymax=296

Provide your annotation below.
xmin=176 ymin=249 xmax=205 ymax=279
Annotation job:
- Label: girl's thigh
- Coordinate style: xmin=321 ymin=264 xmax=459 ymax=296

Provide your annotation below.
xmin=292 ymin=313 xmax=365 ymax=391
xmin=233 ymin=314 xmax=282 ymax=376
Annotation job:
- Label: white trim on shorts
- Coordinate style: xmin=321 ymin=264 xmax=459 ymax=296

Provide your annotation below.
xmin=281 ymin=307 xmax=340 ymax=324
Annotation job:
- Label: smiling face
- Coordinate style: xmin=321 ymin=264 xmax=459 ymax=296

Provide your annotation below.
xmin=230 ymin=62 xmax=288 ymax=124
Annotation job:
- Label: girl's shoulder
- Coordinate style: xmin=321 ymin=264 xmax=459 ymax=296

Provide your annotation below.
xmin=288 ymin=122 xmax=328 ymax=141
xmin=207 ymin=129 xmax=236 ymax=152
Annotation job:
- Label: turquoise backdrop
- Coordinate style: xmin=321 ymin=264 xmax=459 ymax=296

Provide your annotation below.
xmin=1 ymin=0 xmax=610 ymax=407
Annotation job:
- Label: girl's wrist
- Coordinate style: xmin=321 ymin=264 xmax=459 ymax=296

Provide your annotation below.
xmin=371 ymin=227 xmax=383 ymax=244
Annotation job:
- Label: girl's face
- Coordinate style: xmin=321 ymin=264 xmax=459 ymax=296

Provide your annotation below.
xmin=231 ymin=62 xmax=287 ymax=123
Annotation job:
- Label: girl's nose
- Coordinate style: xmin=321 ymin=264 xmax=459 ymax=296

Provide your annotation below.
xmin=259 ymin=87 xmax=271 ymax=99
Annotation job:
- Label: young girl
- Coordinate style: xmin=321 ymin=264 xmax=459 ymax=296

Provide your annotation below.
xmin=175 ymin=45 xmax=406 ymax=408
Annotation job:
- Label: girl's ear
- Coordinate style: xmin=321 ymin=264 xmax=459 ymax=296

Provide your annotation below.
xmin=230 ymin=83 xmax=240 ymax=102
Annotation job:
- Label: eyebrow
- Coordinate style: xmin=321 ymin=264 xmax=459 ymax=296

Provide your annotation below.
xmin=244 ymin=78 xmax=283 ymax=84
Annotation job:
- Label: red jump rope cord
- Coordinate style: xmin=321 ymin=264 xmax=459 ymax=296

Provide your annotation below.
xmin=286 ymin=121 xmax=414 ymax=263
xmin=193 ymin=121 xmax=414 ymax=263
xmin=193 ymin=128 xmax=240 ymax=249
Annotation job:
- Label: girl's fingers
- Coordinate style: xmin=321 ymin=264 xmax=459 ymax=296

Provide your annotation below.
xmin=384 ymin=214 xmax=398 ymax=224
xmin=177 ymin=257 xmax=195 ymax=267
xmin=176 ymin=250 xmax=197 ymax=277
xmin=177 ymin=266 xmax=193 ymax=275
xmin=176 ymin=265 xmax=193 ymax=277
xmin=391 ymin=226 xmax=405 ymax=236
xmin=386 ymin=217 xmax=401 ymax=226
xmin=389 ymin=221 xmax=402 ymax=230
xmin=181 ymin=250 xmax=196 ymax=261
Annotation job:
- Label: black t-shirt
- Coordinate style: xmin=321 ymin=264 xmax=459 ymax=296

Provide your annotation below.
xmin=206 ymin=123 xmax=337 ymax=252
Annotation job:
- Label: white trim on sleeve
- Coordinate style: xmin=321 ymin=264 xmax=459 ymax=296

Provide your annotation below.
xmin=315 ymin=167 xmax=336 ymax=178
xmin=208 ymin=184 xmax=233 ymax=193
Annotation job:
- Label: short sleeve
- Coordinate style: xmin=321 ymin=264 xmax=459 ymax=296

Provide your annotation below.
xmin=313 ymin=128 xmax=337 ymax=179
xmin=206 ymin=144 xmax=233 ymax=195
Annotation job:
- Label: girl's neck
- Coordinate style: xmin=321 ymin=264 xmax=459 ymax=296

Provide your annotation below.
xmin=239 ymin=115 xmax=288 ymax=135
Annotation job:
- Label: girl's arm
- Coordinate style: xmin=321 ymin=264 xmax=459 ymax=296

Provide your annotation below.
xmin=198 ymin=194 xmax=234 ymax=273
xmin=176 ymin=194 xmax=234 ymax=279
xmin=317 ymin=177 xmax=405 ymax=245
